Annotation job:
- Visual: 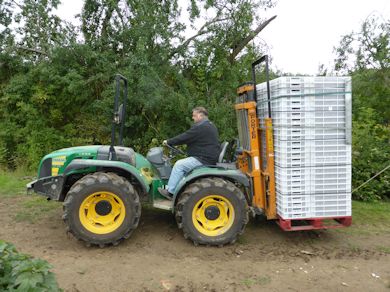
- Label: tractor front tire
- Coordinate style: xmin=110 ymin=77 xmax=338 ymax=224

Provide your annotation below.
xmin=175 ymin=177 xmax=248 ymax=246
xmin=63 ymin=172 xmax=141 ymax=247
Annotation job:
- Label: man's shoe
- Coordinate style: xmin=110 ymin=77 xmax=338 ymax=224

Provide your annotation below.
xmin=158 ymin=187 xmax=173 ymax=200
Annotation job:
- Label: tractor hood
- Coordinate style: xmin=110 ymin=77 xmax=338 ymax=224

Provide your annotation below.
xmin=36 ymin=145 xmax=139 ymax=179
xmin=51 ymin=145 xmax=101 ymax=156
xmin=37 ymin=146 xmax=100 ymax=178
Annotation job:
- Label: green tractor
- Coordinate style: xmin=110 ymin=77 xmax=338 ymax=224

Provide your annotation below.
xmin=27 ymin=74 xmax=250 ymax=247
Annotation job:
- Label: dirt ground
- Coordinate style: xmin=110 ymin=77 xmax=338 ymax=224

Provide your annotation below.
xmin=1 ymin=195 xmax=389 ymax=292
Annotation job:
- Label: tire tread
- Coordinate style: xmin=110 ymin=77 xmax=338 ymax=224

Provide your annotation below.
xmin=63 ymin=172 xmax=141 ymax=247
xmin=175 ymin=178 xmax=248 ymax=246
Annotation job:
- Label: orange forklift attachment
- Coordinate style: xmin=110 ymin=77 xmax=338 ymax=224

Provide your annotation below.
xmin=235 ymin=85 xmax=276 ymax=219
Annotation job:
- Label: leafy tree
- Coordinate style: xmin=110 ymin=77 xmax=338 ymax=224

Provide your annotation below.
xmin=0 ymin=0 xmax=277 ymax=170
xmin=334 ymin=14 xmax=390 ymax=200
xmin=2 ymin=0 xmax=76 ymax=61
xmin=0 ymin=0 xmax=15 ymax=51
xmin=334 ymin=14 xmax=389 ymax=73
xmin=352 ymin=108 xmax=390 ymax=200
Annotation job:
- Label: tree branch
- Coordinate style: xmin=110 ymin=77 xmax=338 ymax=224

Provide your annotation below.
xmin=169 ymin=16 xmax=229 ymax=58
xmin=11 ymin=0 xmax=23 ymax=9
xmin=114 ymin=5 xmax=126 ymax=28
xmin=229 ymin=15 xmax=277 ymax=63
xmin=16 ymin=46 xmax=48 ymax=56
xmin=142 ymin=112 xmax=160 ymax=136
xmin=101 ymin=2 xmax=117 ymax=40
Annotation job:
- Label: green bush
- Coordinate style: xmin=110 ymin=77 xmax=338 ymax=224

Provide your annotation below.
xmin=0 ymin=241 xmax=61 ymax=291
xmin=352 ymin=107 xmax=390 ymax=201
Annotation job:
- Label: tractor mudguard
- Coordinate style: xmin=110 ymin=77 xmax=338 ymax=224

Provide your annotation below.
xmin=28 ymin=159 xmax=150 ymax=202
xmin=172 ymin=167 xmax=249 ymax=210
xmin=64 ymin=159 xmax=150 ymax=194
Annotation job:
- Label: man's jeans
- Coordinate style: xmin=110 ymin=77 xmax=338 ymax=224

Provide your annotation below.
xmin=167 ymin=157 xmax=202 ymax=193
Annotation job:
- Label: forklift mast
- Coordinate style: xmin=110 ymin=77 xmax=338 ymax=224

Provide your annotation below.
xmin=235 ymin=56 xmax=276 ymax=219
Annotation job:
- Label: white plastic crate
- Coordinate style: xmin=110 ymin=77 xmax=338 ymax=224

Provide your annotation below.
xmin=310 ymin=180 xmax=351 ymax=194
xmin=258 ymin=131 xmax=351 ymax=169
xmin=310 ymin=193 xmax=352 ymax=217
xmin=256 ymin=76 xmax=351 ymax=91
xmin=276 ymin=194 xmax=312 ymax=219
xmin=256 ymin=76 xmax=351 ymax=113
xmin=257 ymin=88 xmax=348 ymax=101
xmin=272 ymin=126 xmax=346 ymax=141
xmin=275 ymin=165 xmax=351 ymax=195
xmin=277 ymin=192 xmax=351 ymax=219
xmin=272 ymin=124 xmax=346 ymax=141
xmin=275 ymin=174 xmax=312 ymax=194
xmin=275 ymin=165 xmax=351 ymax=190
xmin=273 ymin=140 xmax=351 ymax=167
xmin=257 ymin=76 xmax=352 ymax=220
xmin=258 ymin=99 xmax=346 ymax=112
xmin=275 ymin=177 xmax=351 ymax=195
xmin=270 ymin=111 xmax=346 ymax=129
xmin=310 ymin=166 xmax=352 ymax=194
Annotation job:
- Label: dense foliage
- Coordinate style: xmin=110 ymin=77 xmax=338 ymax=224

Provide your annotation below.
xmin=0 ymin=1 xmax=388 ymax=200
xmin=333 ymin=15 xmax=390 ymax=200
xmin=0 ymin=240 xmax=61 ymax=291
xmin=0 ymin=0 xmax=276 ymax=168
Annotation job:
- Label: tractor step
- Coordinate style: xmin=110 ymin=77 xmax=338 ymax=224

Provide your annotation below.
xmin=277 ymin=216 xmax=352 ymax=231
xmin=153 ymin=199 xmax=173 ymax=211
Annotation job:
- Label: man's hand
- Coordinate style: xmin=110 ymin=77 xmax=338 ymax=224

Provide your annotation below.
xmin=162 ymin=140 xmax=168 ymax=146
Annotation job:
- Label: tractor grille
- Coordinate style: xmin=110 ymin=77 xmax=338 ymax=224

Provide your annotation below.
xmin=38 ymin=158 xmax=52 ymax=178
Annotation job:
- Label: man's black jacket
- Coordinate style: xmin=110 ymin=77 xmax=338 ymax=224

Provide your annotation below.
xmin=167 ymin=119 xmax=220 ymax=165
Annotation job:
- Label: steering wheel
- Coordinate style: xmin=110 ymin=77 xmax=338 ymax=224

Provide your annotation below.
xmin=164 ymin=143 xmax=186 ymax=156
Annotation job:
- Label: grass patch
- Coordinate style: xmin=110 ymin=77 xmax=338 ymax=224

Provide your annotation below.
xmin=352 ymin=200 xmax=390 ymax=226
xmin=236 ymin=235 xmax=249 ymax=245
xmin=241 ymin=275 xmax=271 ymax=287
xmin=0 ymin=170 xmax=60 ymax=223
xmin=346 ymin=242 xmax=362 ymax=253
xmin=15 ymin=196 xmax=61 ymax=223
xmin=0 ymin=170 xmax=35 ymax=197
xmin=333 ymin=200 xmax=390 ymax=235
xmin=376 ymin=246 xmax=390 ymax=254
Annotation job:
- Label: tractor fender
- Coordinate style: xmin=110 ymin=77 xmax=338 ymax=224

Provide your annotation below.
xmin=172 ymin=167 xmax=250 ymax=212
xmin=64 ymin=159 xmax=150 ymax=194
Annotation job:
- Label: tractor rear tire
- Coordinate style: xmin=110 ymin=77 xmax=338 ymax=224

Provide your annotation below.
xmin=175 ymin=177 xmax=248 ymax=246
xmin=63 ymin=172 xmax=141 ymax=247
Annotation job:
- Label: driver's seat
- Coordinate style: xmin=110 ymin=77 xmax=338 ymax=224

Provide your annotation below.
xmin=216 ymin=141 xmax=237 ymax=169
xmin=218 ymin=141 xmax=229 ymax=163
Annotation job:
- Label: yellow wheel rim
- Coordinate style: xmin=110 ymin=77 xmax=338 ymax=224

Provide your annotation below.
xmin=192 ymin=195 xmax=235 ymax=237
xmin=79 ymin=191 xmax=126 ymax=234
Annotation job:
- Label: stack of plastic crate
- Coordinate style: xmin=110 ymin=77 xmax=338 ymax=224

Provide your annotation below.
xmin=256 ymin=77 xmax=352 ymax=219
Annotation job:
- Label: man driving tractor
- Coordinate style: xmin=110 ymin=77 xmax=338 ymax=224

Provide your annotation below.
xmin=158 ymin=106 xmax=220 ymax=200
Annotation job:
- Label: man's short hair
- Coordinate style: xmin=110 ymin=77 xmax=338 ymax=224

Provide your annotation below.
xmin=192 ymin=106 xmax=208 ymax=117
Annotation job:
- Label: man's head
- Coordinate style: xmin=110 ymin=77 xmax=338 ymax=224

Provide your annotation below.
xmin=192 ymin=107 xmax=208 ymax=123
